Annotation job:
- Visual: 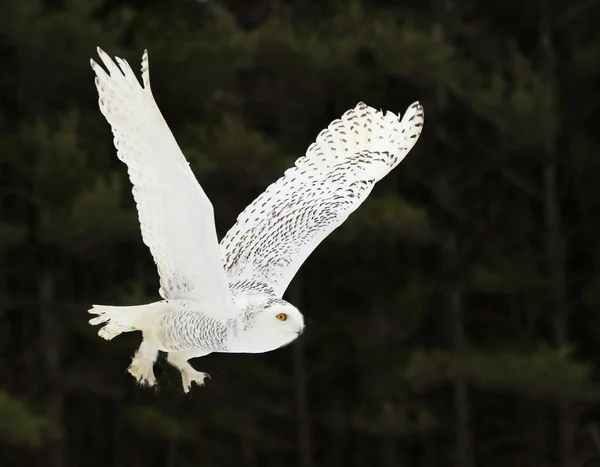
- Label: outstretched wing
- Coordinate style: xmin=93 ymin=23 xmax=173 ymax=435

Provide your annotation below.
xmin=221 ymin=101 xmax=424 ymax=298
xmin=91 ymin=48 xmax=233 ymax=313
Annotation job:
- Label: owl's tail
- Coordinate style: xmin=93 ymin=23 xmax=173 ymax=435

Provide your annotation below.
xmin=88 ymin=302 xmax=170 ymax=340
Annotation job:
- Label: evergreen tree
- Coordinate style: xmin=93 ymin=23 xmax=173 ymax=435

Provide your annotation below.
xmin=2 ymin=0 xmax=600 ymax=466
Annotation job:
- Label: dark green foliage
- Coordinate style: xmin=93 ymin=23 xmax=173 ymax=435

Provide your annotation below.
xmin=0 ymin=391 xmax=56 ymax=447
xmin=1 ymin=0 xmax=600 ymax=466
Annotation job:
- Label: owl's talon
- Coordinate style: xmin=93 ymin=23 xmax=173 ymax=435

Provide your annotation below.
xmin=181 ymin=369 xmax=209 ymax=393
xmin=128 ymin=357 xmax=157 ymax=387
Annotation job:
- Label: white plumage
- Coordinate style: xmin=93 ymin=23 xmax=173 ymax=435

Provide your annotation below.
xmin=88 ymin=48 xmax=425 ymax=392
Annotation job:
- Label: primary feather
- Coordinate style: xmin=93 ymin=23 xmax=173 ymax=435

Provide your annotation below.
xmin=87 ymin=48 xmax=424 ymax=392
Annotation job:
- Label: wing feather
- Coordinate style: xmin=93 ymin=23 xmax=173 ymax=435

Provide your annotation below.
xmin=91 ymin=48 xmax=233 ymax=313
xmin=221 ymin=101 xmax=424 ymax=298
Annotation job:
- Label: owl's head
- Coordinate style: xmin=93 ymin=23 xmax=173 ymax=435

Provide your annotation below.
xmin=242 ymin=298 xmax=304 ymax=353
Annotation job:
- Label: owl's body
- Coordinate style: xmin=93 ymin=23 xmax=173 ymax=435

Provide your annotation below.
xmin=158 ymin=295 xmax=300 ymax=354
xmin=159 ymin=301 xmax=231 ymax=353
xmin=88 ymin=48 xmax=424 ymax=392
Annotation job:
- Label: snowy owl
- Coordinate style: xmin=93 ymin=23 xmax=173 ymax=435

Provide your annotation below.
xmin=88 ymin=47 xmax=424 ymax=392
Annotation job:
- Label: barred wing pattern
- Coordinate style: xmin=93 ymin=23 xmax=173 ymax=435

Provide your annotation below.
xmin=221 ymin=102 xmax=424 ymax=298
xmin=91 ymin=48 xmax=233 ymax=314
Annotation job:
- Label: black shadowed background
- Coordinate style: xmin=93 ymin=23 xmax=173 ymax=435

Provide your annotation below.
xmin=2 ymin=0 xmax=600 ymax=466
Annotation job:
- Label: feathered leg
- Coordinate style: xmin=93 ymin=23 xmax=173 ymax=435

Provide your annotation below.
xmin=167 ymin=350 xmax=210 ymax=393
xmin=128 ymin=339 xmax=159 ymax=387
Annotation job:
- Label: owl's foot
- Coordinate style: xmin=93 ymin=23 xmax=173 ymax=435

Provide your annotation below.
xmin=128 ymin=340 xmax=159 ymax=387
xmin=128 ymin=357 xmax=156 ymax=386
xmin=167 ymin=350 xmax=210 ymax=393
xmin=180 ymin=368 xmax=210 ymax=393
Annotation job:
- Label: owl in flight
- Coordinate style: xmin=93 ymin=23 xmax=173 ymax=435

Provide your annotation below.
xmin=88 ymin=48 xmax=424 ymax=392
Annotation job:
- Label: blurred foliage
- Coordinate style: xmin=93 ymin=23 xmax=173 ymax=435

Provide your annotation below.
xmin=404 ymin=346 xmax=600 ymax=401
xmin=1 ymin=0 xmax=600 ymax=466
xmin=0 ymin=391 xmax=56 ymax=447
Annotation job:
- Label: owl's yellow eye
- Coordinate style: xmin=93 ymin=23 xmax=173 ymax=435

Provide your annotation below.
xmin=276 ymin=313 xmax=287 ymax=321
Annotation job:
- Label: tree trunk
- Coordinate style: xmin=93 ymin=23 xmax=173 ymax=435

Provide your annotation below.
xmin=39 ymin=271 xmax=65 ymax=467
xmin=543 ymin=164 xmax=576 ymax=467
xmin=382 ymin=437 xmax=400 ymax=467
xmin=444 ymin=236 xmax=473 ymax=467
xmin=523 ymin=397 xmax=545 ymax=467
xmin=330 ymin=396 xmax=345 ymax=467
xmin=290 ymin=277 xmax=313 ymax=467
xmin=539 ymin=4 xmax=576 ymax=463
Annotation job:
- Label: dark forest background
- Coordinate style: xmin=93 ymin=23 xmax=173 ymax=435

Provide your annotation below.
xmin=2 ymin=0 xmax=600 ymax=466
